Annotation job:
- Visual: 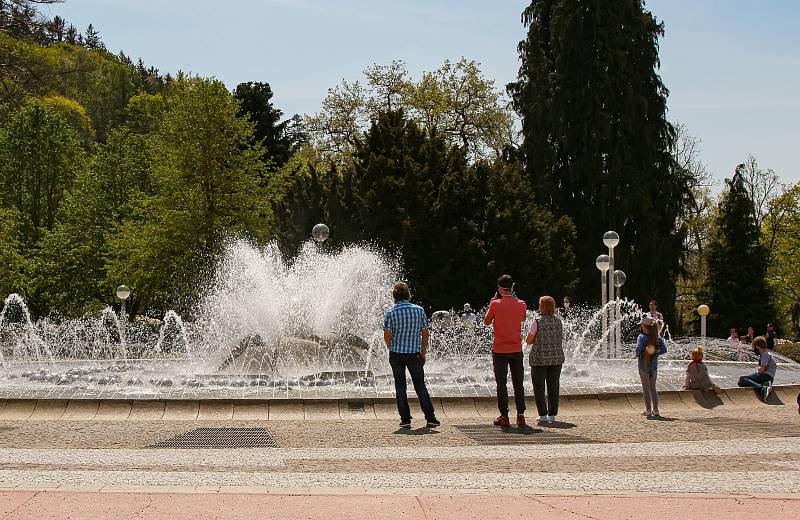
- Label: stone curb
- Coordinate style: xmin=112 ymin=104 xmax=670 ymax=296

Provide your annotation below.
xmin=0 ymin=384 xmax=797 ymax=421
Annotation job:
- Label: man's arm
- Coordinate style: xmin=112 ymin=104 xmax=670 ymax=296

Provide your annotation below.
xmin=384 ymin=330 xmax=392 ymax=348
xmin=421 ymin=328 xmax=429 ymax=358
xmin=483 ymin=302 xmax=495 ymax=326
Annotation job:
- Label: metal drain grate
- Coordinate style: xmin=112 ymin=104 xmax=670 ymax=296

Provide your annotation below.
xmin=347 ymin=401 xmax=366 ymax=415
xmin=685 ymin=417 xmax=800 ymax=437
xmin=454 ymin=424 xmax=604 ymax=446
xmin=147 ymin=427 xmax=278 ymax=449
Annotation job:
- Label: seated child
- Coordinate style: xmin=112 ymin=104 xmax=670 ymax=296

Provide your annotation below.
xmin=683 ymin=346 xmax=720 ymax=393
xmin=737 ymin=336 xmax=777 ymax=400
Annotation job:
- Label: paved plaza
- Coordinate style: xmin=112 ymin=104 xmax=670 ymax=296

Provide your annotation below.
xmin=0 ymin=385 xmax=799 ymax=518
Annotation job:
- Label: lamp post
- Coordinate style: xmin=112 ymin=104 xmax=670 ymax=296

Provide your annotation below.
xmin=116 ymin=284 xmax=130 ymax=339
xmin=614 ymin=270 xmax=626 ymax=357
xmin=698 ymin=304 xmax=710 ymax=348
xmin=595 ymin=254 xmax=610 ymax=354
xmin=602 ymin=231 xmax=620 ymax=354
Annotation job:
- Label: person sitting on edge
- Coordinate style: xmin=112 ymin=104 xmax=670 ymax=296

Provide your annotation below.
xmin=740 ymin=326 xmax=755 ymax=344
xmin=683 ymin=346 xmax=720 ymax=393
xmin=727 ymin=327 xmax=739 ymax=342
xmin=383 ymin=282 xmax=440 ymax=430
xmin=737 ymin=336 xmax=777 ymax=401
xmin=484 ymin=274 xmax=527 ymax=428
xmin=636 ymin=316 xmax=667 ymax=418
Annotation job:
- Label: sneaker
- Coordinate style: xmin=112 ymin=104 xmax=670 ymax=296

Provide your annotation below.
xmin=652 ymin=411 xmax=661 ymax=418
xmin=426 ymin=418 xmax=441 ymax=428
xmin=516 ymin=415 xmax=526 ymax=427
xmin=399 ymin=420 xmax=411 ymax=429
xmin=642 ymin=410 xmax=652 ymax=417
xmin=536 ymin=415 xmax=548 ymax=423
xmin=546 ymin=415 xmax=555 ymax=423
xmin=762 ymin=382 xmax=772 ymax=401
xmin=493 ymin=415 xmax=510 ymax=427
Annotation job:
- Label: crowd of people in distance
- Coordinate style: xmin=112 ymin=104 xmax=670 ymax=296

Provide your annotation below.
xmin=381 ymin=277 xmax=796 ymax=430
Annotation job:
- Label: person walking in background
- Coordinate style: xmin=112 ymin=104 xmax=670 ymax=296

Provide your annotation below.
xmin=526 ymin=295 xmax=565 ymax=424
xmin=765 ymin=323 xmax=778 ymax=350
xmin=484 ymin=275 xmax=527 ymax=428
xmin=646 ymin=300 xmax=664 ymax=332
xmin=636 ymin=316 xmax=667 ymax=417
xmin=683 ymin=346 xmax=720 ymax=393
xmin=383 ymin=282 xmax=440 ymax=429
xmin=737 ymin=336 xmax=777 ymax=401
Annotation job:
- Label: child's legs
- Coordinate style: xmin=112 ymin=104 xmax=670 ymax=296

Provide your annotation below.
xmin=738 ymin=372 xmax=771 ymax=390
xmin=639 ymin=370 xmax=653 ymax=412
xmin=649 ymin=369 xmax=660 ymax=412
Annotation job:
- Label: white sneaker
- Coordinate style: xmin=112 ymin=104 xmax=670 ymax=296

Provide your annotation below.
xmin=537 ymin=416 xmax=548 ymax=423
xmin=546 ymin=415 xmax=555 ymax=423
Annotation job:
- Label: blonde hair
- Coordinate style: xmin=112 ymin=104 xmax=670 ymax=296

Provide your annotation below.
xmin=691 ymin=346 xmax=703 ymax=362
xmin=539 ymin=296 xmax=556 ymax=316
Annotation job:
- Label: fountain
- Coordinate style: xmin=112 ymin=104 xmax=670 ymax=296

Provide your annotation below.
xmin=1 ymin=237 xmax=799 ymax=400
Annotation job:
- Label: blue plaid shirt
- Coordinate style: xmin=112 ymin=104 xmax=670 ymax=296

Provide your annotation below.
xmin=383 ymin=300 xmax=430 ymax=353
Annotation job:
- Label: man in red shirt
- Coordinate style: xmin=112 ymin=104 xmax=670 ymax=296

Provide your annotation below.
xmin=483 ymin=274 xmax=527 ymax=427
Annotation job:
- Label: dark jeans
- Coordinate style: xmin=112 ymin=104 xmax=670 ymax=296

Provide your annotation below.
xmin=531 ymin=364 xmax=562 ymax=417
xmin=389 ymin=351 xmax=437 ymax=423
xmin=738 ymin=371 xmax=773 ymax=390
xmin=492 ymin=352 xmax=526 ymax=416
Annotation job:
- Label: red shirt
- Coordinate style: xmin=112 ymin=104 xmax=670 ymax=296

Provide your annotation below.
xmin=486 ymin=296 xmax=527 ymax=353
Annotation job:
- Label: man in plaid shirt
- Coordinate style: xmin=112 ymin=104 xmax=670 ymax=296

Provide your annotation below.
xmin=383 ymin=282 xmax=440 ymax=429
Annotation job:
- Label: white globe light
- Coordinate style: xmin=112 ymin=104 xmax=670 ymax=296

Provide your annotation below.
xmin=312 ymin=223 xmax=330 ymax=243
xmin=115 ymin=285 xmax=131 ymax=300
xmin=614 ymin=270 xmax=626 ymax=287
xmin=595 ymin=254 xmax=610 ymax=271
xmin=603 ymin=231 xmax=620 ymax=248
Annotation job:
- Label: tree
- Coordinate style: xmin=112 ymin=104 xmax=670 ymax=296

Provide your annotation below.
xmin=0 ymin=207 xmax=28 ymax=298
xmin=0 ymin=98 xmax=85 ymax=245
xmin=737 ymin=154 xmax=783 ymax=230
xmin=105 ymin=79 xmax=272 ymax=314
xmin=704 ymin=168 xmax=776 ymax=337
xmin=233 ymin=81 xmax=297 ymax=168
xmin=31 ymin=129 xmax=153 ymax=316
xmin=508 ymin=0 xmax=694 ymax=322
xmin=304 ymin=59 xmax=517 ymax=161
xmin=762 ymin=183 xmax=800 ymax=338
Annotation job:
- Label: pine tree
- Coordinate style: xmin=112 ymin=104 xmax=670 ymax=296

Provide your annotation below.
xmin=705 ymin=168 xmax=776 ymax=337
xmin=234 ymin=81 xmax=296 ymax=168
xmin=508 ymin=0 xmax=693 ymax=320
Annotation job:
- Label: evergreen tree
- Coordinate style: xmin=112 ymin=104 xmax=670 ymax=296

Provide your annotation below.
xmin=508 ymin=0 xmax=693 ymax=320
xmin=704 ymin=168 xmax=776 ymax=337
xmin=234 ymin=81 xmax=296 ymax=168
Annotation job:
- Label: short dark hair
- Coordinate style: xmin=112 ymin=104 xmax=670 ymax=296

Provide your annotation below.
xmin=497 ymin=274 xmax=513 ymax=289
xmin=649 ymin=300 xmax=658 ymax=306
xmin=752 ymin=336 xmax=767 ymax=351
xmin=392 ymin=282 xmax=411 ymax=302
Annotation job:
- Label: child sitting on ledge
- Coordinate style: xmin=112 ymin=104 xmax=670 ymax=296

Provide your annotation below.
xmin=683 ymin=346 xmax=720 ymax=393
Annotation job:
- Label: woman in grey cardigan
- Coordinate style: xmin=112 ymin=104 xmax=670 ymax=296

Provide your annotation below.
xmin=525 ymin=295 xmax=565 ymax=424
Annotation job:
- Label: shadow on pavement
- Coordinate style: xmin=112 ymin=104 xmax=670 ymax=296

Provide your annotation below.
xmin=393 ymin=427 xmax=441 ymax=435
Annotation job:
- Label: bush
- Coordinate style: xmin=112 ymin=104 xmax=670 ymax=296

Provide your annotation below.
xmin=775 ymin=342 xmax=800 ymax=363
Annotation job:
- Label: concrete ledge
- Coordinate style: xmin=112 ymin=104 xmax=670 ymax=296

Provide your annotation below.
xmin=29 ymin=400 xmax=67 ymax=420
xmin=129 ymin=401 xmax=166 ymax=421
xmin=62 ymin=400 xmax=99 ymax=420
xmin=233 ymin=401 xmax=270 ymax=421
xmin=303 ymin=399 xmax=340 ymax=420
xmin=0 ymin=385 xmax=796 ymax=422
xmin=96 ymin=401 xmax=131 ymax=421
xmin=0 ymin=400 xmax=36 ymax=420
xmin=163 ymin=401 xmax=198 ymax=421
xmin=440 ymin=398 xmax=479 ymax=418
xmin=198 ymin=401 xmax=234 ymax=421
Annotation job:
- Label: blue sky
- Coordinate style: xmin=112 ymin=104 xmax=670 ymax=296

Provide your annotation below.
xmin=46 ymin=0 xmax=799 ymax=186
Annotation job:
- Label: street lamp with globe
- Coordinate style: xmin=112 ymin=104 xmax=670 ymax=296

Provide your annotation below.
xmin=116 ymin=284 xmax=130 ymax=336
xmin=312 ymin=223 xmax=330 ymax=243
xmin=596 ymin=254 xmax=610 ymax=351
xmin=613 ymin=270 xmax=626 ymax=356
xmin=698 ymin=304 xmax=710 ymax=348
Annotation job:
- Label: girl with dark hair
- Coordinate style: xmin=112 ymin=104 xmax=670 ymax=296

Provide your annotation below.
xmin=635 ymin=316 xmax=667 ymax=417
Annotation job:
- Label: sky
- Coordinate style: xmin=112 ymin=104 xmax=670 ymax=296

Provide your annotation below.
xmin=45 ymin=0 xmax=800 ymax=186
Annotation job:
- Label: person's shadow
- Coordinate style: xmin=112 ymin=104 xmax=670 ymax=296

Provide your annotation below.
xmin=647 ymin=415 xmax=677 ymax=422
xmin=393 ymin=427 xmax=441 ymax=435
xmin=536 ymin=420 xmax=577 ymax=429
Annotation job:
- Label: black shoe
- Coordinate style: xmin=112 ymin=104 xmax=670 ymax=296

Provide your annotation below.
xmin=399 ymin=420 xmax=411 ymax=429
xmin=426 ymin=418 xmax=441 ymax=428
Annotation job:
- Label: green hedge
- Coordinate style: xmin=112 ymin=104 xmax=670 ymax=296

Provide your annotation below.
xmin=776 ymin=342 xmax=800 ymax=363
